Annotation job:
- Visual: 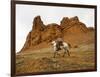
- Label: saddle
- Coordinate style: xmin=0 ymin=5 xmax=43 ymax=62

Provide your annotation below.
xmin=56 ymin=41 xmax=63 ymax=51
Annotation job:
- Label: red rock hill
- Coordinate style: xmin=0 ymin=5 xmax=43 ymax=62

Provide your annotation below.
xmin=20 ymin=16 xmax=94 ymax=52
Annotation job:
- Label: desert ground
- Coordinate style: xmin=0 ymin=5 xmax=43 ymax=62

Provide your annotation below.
xmin=16 ymin=43 xmax=95 ymax=75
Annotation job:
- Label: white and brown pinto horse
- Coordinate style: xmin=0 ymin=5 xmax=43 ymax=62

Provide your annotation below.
xmin=51 ymin=41 xmax=71 ymax=58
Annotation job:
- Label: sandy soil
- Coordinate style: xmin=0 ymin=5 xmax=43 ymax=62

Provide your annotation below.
xmin=16 ymin=43 xmax=96 ymax=75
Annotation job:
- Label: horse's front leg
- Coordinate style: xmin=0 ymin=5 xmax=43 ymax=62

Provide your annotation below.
xmin=63 ymin=51 xmax=66 ymax=57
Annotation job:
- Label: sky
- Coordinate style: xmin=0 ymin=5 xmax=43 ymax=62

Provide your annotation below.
xmin=16 ymin=4 xmax=95 ymax=53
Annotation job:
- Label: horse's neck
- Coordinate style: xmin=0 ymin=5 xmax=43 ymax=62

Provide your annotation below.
xmin=53 ymin=41 xmax=56 ymax=46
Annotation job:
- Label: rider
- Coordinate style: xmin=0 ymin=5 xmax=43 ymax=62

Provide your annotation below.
xmin=56 ymin=37 xmax=63 ymax=51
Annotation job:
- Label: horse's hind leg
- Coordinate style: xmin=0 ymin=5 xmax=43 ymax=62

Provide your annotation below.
xmin=54 ymin=51 xmax=56 ymax=58
xmin=67 ymin=49 xmax=70 ymax=56
xmin=62 ymin=47 xmax=66 ymax=57
xmin=63 ymin=48 xmax=70 ymax=57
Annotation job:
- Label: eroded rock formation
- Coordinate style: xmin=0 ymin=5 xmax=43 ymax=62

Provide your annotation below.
xmin=20 ymin=16 xmax=94 ymax=52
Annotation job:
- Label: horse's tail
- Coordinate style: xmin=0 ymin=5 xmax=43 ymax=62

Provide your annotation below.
xmin=68 ymin=43 xmax=71 ymax=49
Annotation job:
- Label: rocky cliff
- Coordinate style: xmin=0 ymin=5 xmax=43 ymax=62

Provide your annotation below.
xmin=20 ymin=16 xmax=94 ymax=52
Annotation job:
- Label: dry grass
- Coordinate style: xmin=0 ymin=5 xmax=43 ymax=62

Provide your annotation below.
xmin=16 ymin=44 xmax=95 ymax=75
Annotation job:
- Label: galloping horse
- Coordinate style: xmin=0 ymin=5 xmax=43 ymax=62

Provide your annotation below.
xmin=51 ymin=41 xmax=71 ymax=58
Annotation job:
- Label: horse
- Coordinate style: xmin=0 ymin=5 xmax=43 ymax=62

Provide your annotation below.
xmin=51 ymin=41 xmax=71 ymax=58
